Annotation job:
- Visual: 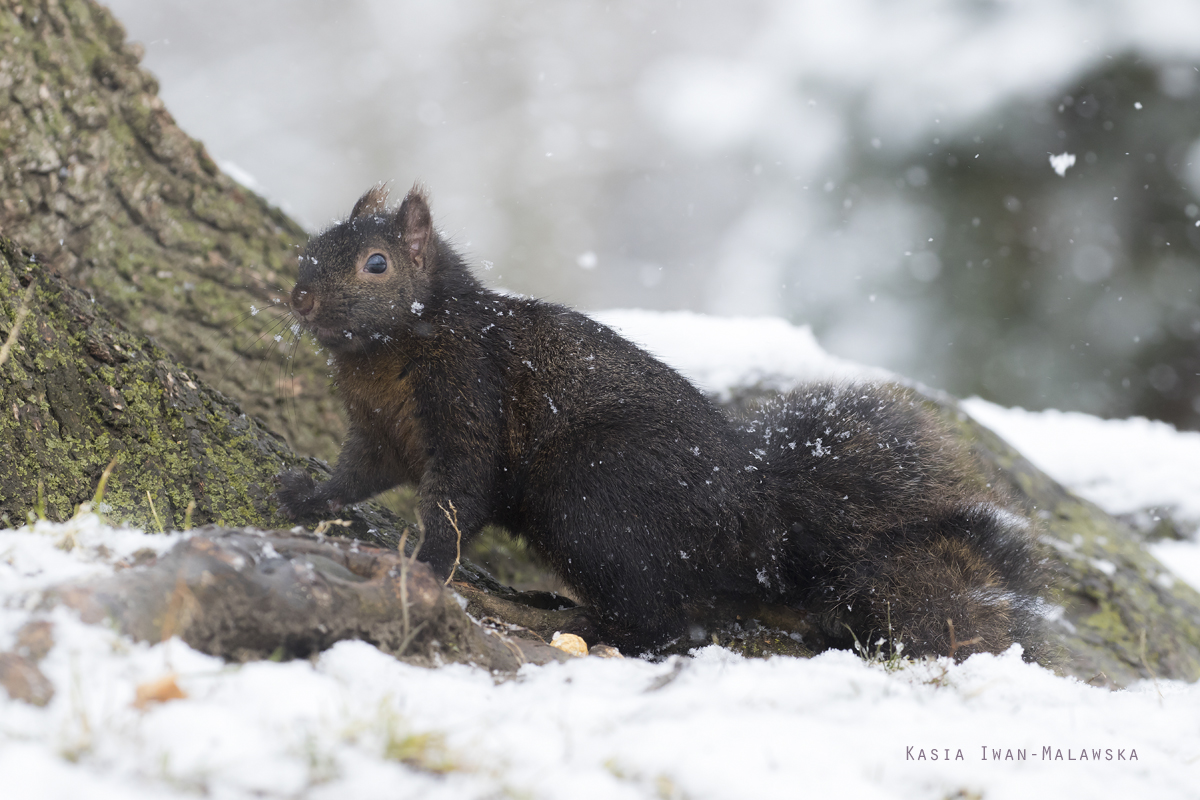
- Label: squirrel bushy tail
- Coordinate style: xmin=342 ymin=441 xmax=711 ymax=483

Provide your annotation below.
xmin=741 ymin=383 xmax=1047 ymax=662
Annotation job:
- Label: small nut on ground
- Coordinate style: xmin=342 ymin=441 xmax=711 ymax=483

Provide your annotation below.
xmin=550 ymin=632 xmax=588 ymax=657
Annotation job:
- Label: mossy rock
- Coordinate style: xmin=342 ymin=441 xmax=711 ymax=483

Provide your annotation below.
xmin=939 ymin=400 xmax=1200 ymax=686
xmin=465 ymin=390 xmax=1200 ymax=685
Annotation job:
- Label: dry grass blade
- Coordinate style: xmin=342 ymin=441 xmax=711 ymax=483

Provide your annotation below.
xmin=437 ymin=500 xmax=462 ymax=585
xmin=0 ymin=282 xmax=35 ymax=370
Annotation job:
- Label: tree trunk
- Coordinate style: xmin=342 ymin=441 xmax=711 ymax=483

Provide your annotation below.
xmin=0 ymin=0 xmax=342 ymax=461
xmin=0 ymin=233 xmax=399 ymax=539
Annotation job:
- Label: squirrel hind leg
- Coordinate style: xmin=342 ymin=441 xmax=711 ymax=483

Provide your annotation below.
xmin=882 ymin=536 xmax=1029 ymax=662
xmin=550 ymin=541 xmax=692 ymax=653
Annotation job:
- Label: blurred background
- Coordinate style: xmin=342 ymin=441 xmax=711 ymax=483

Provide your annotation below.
xmin=104 ymin=0 xmax=1200 ymax=429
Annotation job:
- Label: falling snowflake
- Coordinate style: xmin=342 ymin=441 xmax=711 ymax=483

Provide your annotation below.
xmin=1049 ymin=152 xmax=1076 ymax=177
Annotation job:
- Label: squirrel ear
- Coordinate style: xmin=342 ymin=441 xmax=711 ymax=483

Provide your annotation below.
xmin=350 ymin=184 xmax=390 ymax=220
xmin=395 ymin=184 xmax=433 ymax=268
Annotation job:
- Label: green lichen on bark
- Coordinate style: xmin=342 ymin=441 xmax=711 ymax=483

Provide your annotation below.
xmin=0 ymin=0 xmax=343 ymax=463
xmin=0 ymin=233 xmax=399 ymax=544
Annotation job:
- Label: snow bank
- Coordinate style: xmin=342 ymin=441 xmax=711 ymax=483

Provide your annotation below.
xmin=961 ymin=399 xmax=1200 ymax=529
xmin=594 ymin=309 xmax=886 ymax=398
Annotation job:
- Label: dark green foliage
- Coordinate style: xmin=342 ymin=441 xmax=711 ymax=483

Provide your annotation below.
xmin=842 ymin=57 xmax=1200 ymax=429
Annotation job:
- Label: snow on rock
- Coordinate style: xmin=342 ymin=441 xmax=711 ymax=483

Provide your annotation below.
xmin=1148 ymin=539 xmax=1200 ymax=598
xmin=0 ymin=514 xmax=180 ymax=611
xmin=593 ymin=309 xmax=887 ymax=398
xmin=962 ymin=398 xmax=1200 ymax=529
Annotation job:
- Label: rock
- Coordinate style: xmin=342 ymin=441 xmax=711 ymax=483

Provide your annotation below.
xmin=939 ymin=400 xmax=1200 ymax=686
xmin=459 ymin=388 xmax=1200 ymax=686
xmin=0 ymin=653 xmax=54 ymax=706
xmin=14 ymin=619 xmax=55 ymax=662
xmin=0 ymin=619 xmax=56 ymax=706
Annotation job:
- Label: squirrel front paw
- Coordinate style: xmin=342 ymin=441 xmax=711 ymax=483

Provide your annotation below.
xmin=274 ymin=470 xmax=335 ymax=520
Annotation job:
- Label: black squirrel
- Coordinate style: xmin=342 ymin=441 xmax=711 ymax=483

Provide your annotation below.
xmin=275 ymin=184 xmax=1046 ymax=660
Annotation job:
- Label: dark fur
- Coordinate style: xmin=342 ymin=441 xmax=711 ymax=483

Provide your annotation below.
xmin=276 ymin=185 xmax=1046 ymax=660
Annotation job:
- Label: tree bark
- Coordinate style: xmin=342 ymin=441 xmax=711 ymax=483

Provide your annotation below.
xmin=0 ymin=0 xmax=343 ymax=461
xmin=0 ymin=233 xmax=399 ymax=539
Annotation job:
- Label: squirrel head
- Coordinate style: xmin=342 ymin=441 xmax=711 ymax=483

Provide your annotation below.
xmin=290 ymin=184 xmax=441 ymax=352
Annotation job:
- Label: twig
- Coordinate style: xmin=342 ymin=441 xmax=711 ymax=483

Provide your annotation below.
xmin=313 ymin=518 xmax=352 ymax=536
xmin=91 ymin=456 xmax=120 ymax=508
xmin=33 ymin=480 xmax=46 ymax=522
xmin=437 ymin=500 xmax=462 ymax=585
xmin=398 ymin=528 xmax=411 ymax=646
xmin=946 ymin=619 xmax=983 ymax=662
xmin=0 ymin=282 xmax=35 ymax=370
xmin=396 ymin=525 xmax=428 ymax=656
xmin=1138 ymin=628 xmax=1163 ymax=701
xmin=160 ymin=575 xmax=200 ymax=642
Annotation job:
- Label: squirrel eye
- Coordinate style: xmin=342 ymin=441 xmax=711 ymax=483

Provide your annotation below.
xmin=365 ymin=253 xmax=388 ymax=274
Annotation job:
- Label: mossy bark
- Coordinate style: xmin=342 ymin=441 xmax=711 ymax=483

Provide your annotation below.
xmin=0 ymin=0 xmax=342 ymax=462
xmin=0 ymin=234 xmax=398 ymax=542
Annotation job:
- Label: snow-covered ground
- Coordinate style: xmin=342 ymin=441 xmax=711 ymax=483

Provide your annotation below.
xmin=4 ymin=311 xmax=1200 ymax=800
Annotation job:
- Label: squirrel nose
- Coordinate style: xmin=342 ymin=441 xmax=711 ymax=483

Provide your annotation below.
xmin=291 ymin=286 xmax=316 ymax=317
